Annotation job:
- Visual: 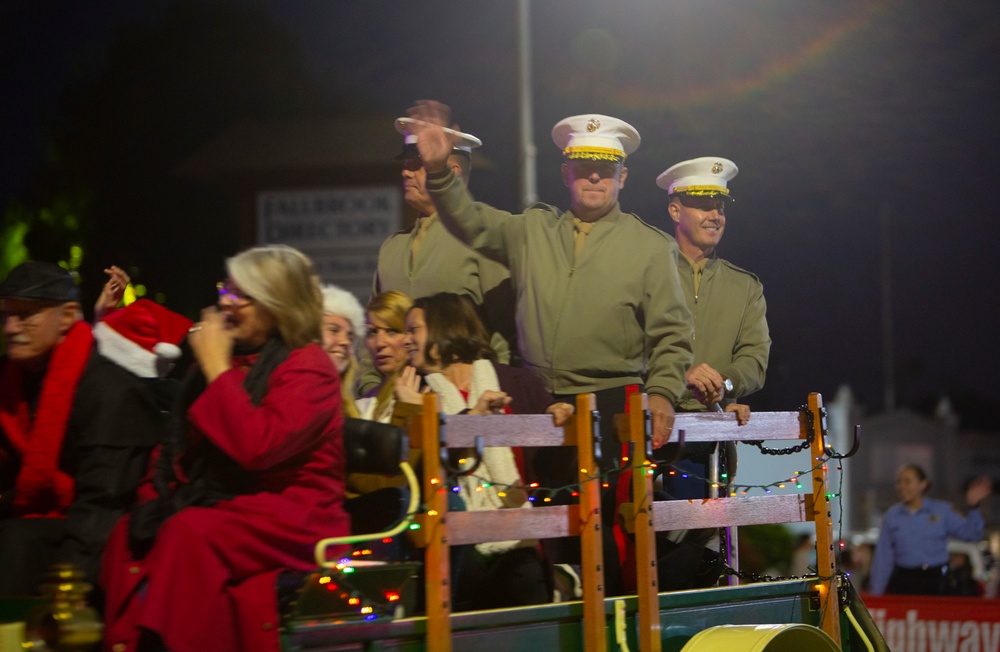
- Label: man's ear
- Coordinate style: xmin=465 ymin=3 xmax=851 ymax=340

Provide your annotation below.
xmin=58 ymin=302 xmax=83 ymax=334
xmin=667 ymin=200 xmax=681 ymax=225
xmin=561 ymin=163 xmax=570 ymax=187
xmin=618 ymin=165 xmax=628 ymax=189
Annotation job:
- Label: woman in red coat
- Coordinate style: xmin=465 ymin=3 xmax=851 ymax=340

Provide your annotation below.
xmin=101 ymin=245 xmax=348 ymax=652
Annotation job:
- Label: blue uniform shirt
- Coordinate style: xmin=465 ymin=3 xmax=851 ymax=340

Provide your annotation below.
xmin=869 ymin=496 xmax=984 ymax=595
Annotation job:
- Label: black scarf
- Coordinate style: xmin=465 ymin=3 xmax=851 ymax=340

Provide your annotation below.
xmin=128 ymin=336 xmax=290 ymax=557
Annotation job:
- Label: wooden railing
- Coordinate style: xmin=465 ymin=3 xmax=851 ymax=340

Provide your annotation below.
xmin=407 ymin=392 xmax=608 ymax=652
xmin=407 ymin=391 xmax=842 ymax=652
xmin=617 ymin=391 xmax=839 ymax=651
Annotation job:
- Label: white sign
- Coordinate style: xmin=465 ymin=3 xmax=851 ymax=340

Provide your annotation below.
xmin=257 ymin=185 xmax=401 ymax=300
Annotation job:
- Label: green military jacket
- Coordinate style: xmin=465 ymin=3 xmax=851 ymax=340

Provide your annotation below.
xmin=372 ymin=214 xmax=516 ymax=361
xmin=427 ymin=169 xmax=693 ymax=402
xmin=674 ymin=251 xmax=770 ymax=411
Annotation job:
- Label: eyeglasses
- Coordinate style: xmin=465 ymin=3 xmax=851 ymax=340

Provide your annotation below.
xmin=216 ymin=281 xmax=254 ymax=304
xmin=0 ymin=300 xmax=60 ymax=326
xmin=567 ymin=160 xmax=620 ymax=179
xmin=677 ymin=195 xmax=727 ymax=214
xmin=402 ymin=157 xmax=422 ymax=172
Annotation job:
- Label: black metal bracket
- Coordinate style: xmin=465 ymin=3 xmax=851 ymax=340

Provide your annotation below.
xmin=824 ymin=424 xmax=861 ymax=460
xmin=590 ymin=408 xmax=603 ymax=469
xmin=437 ymin=413 xmax=485 ymax=477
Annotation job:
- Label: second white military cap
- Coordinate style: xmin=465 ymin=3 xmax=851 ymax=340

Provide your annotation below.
xmin=394 ymin=117 xmax=482 ymax=158
xmin=656 ymin=157 xmax=739 ymax=199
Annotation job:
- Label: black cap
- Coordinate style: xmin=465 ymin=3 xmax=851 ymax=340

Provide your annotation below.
xmin=0 ymin=261 xmax=79 ymax=302
xmin=395 ymin=142 xmax=421 ymax=161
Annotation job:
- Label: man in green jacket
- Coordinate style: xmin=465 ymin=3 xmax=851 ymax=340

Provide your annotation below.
xmin=657 ymin=156 xmax=770 ymax=418
xmin=650 ymin=156 xmax=771 ymax=590
xmin=372 ymin=119 xmax=515 ymax=362
xmin=406 ymin=100 xmax=693 ymax=458
xmin=360 ymin=119 xmax=517 ymax=394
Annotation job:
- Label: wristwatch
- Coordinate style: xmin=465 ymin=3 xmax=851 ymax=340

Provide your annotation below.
xmin=722 ymin=376 xmax=734 ymax=397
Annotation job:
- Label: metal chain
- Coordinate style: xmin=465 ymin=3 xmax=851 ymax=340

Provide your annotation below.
xmin=742 ymin=405 xmax=822 ymax=456
xmin=724 ymin=566 xmax=855 ymax=606
xmin=723 ymin=564 xmax=817 ymax=583
xmin=723 ymin=564 xmax=844 ymax=585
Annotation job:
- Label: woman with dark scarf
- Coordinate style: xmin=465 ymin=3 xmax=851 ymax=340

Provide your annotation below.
xmin=100 ymin=245 xmax=348 ymax=652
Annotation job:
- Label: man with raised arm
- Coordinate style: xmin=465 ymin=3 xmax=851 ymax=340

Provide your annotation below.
xmin=407 ymin=100 xmax=692 ymax=459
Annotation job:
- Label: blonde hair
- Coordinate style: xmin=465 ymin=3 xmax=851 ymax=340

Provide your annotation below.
xmin=340 ymin=366 xmax=360 ymax=418
xmin=365 ymin=290 xmax=413 ymax=422
xmin=321 ymin=284 xmax=365 ymax=418
xmin=227 ymin=245 xmax=322 ymax=349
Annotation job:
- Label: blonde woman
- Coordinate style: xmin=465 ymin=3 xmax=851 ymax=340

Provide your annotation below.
xmin=321 ymin=284 xmax=365 ymax=418
xmin=356 ymin=290 xmax=416 ymax=423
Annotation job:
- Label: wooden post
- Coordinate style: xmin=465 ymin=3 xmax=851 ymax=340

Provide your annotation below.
xmin=808 ymin=392 xmax=841 ymax=647
xmin=420 ymin=393 xmax=452 ymax=652
xmin=629 ymin=393 xmax=661 ymax=652
xmin=575 ymin=394 xmax=607 ymax=652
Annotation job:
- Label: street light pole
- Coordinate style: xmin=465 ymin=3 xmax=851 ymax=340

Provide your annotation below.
xmin=880 ymin=201 xmax=895 ymax=412
xmin=517 ymin=0 xmax=537 ymax=209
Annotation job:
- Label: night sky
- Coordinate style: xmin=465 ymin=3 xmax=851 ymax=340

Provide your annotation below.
xmin=4 ymin=0 xmax=1000 ymax=416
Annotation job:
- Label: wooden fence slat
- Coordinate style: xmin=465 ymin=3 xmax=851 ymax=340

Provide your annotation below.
xmin=441 ymin=506 xmax=579 ymax=545
xmin=618 ymin=494 xmax=814 ymax=532
xmin=436 ymin=414 xmax=575 ymax=447
xmin=670 ymin=411 xmax=805 ymax=443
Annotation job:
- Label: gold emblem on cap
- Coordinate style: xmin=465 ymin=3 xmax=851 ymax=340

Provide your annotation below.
xmin=712 ymin=162 xmax=724 ymax=174
xmin=586 ymin=118 xmax=601 ymax=133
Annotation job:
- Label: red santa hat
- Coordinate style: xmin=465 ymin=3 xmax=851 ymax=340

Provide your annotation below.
xmin=93 ymin=299 xmax=193 ymax=378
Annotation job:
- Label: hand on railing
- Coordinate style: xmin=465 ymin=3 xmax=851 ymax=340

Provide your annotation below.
xmin=545 ymin=401 xmax=574 ymax=426
xmin=723 ymin=403 xmax=750 ymax=425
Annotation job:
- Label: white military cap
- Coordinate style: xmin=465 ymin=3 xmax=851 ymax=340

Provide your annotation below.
xmin=656 ymin=157 xmax=739 ymax=199
xmin=551 ymin=114 xmax=640 ymax=162
xmin=394 ymin=116 xmax=482 ymax=158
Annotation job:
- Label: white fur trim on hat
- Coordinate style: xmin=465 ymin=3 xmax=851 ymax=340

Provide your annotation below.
xmin=153 ymin=342 xmax=182 ymax=360
xmin=321 ymin=285 xmax=365 ymax=343
xmin=94 ymin=322 xmax=161 ymax=378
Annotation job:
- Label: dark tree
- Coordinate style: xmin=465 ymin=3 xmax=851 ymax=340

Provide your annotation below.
xmin=22 ymin=0 xmax=329 ymax=317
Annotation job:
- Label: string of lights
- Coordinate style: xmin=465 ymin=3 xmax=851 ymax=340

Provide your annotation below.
xmin=342 ymin=456 xmax=857 ymax=607
xmin=430 ymin=454 xmax=843 ymax=501
xmin=359 ymin=453 xmax=846 ymax=539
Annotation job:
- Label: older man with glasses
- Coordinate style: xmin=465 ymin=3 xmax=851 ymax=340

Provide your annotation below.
xmin=0 ymin=261 xmax=189 ymax=596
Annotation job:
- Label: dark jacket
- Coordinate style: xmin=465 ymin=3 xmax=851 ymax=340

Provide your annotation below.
xmin=0 ymin=352 xmax=169 ymax=594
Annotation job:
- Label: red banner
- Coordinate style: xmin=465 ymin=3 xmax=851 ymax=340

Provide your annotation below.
xmin=861 ymin=594 xmax=1000 ymax=652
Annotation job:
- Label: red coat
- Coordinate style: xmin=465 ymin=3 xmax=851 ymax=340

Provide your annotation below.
xmin=101 ymin=344 xmax=348 ymax=652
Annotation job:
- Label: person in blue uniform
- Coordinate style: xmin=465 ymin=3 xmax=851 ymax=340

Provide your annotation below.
xmin=869 ymin=463 xmax=992 ymax=595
